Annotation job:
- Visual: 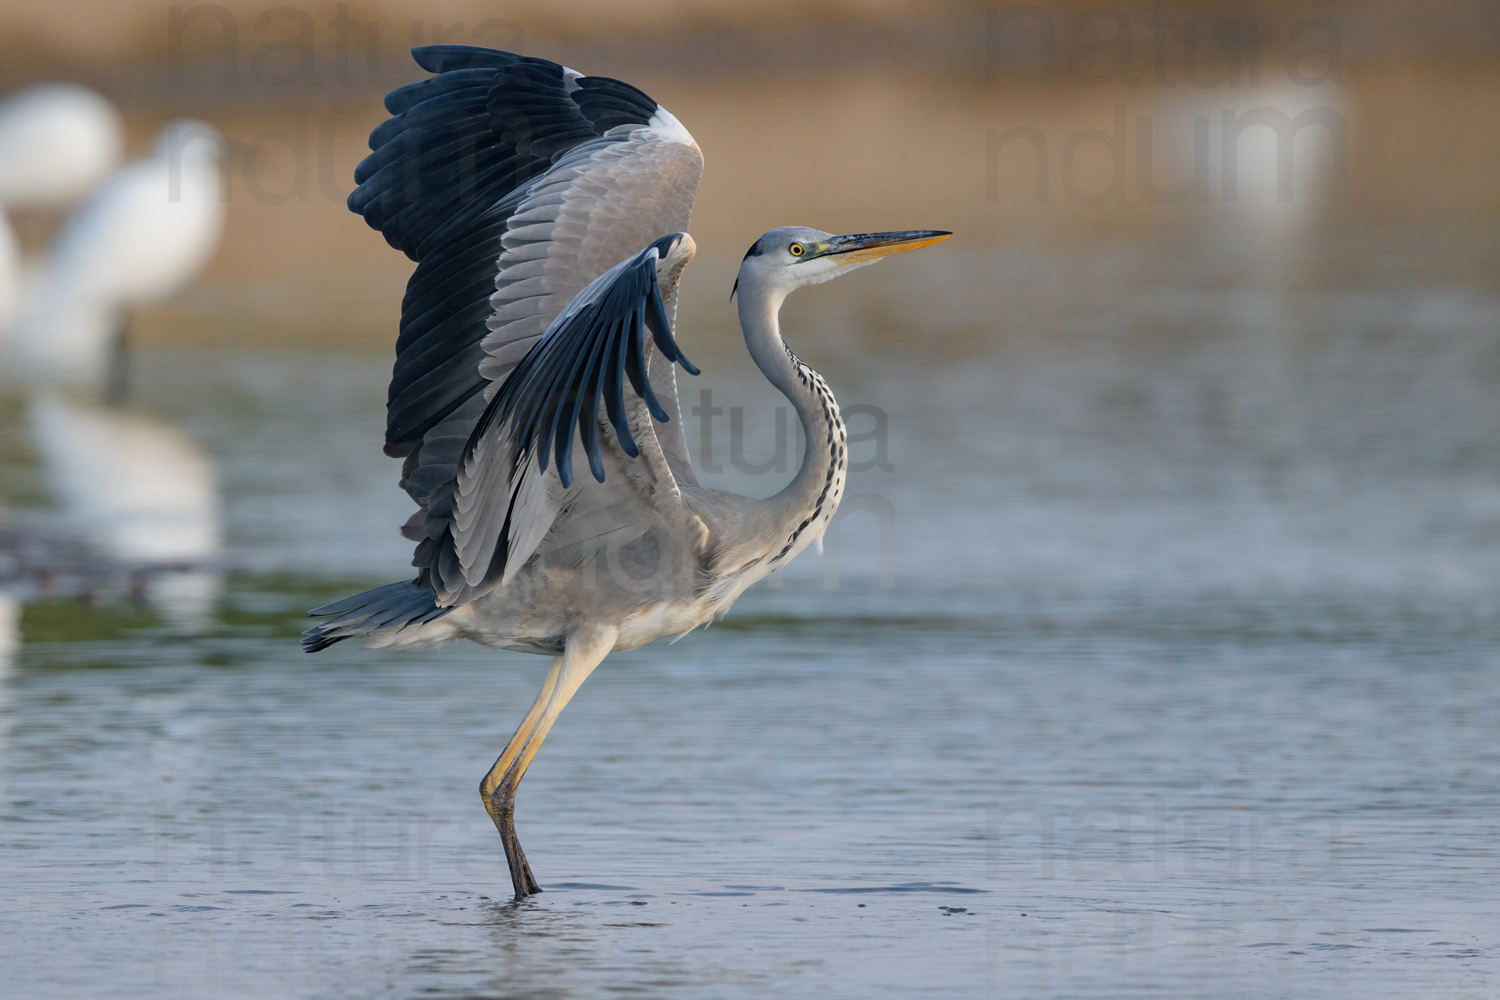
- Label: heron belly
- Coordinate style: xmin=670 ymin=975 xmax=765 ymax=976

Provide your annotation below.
xmin=612 ymin=600 xmax=714 ymax=651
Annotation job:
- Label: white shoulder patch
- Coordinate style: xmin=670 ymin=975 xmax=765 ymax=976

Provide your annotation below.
xmin=646 ymin=106 xmax=698 ymax=150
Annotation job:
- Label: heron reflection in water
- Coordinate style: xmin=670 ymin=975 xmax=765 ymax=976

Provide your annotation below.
xmin=305 ymin=45 xmax=949 ymax=899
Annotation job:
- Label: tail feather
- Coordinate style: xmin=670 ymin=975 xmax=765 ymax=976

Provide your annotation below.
xmin=302 ymin=579 xmax=449 ymax=652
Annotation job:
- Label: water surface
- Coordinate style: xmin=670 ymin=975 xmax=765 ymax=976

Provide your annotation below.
xmin=2 ymin=232 xmax=1498 ymax=997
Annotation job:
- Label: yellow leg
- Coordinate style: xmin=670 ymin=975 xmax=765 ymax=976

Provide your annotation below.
xmin=480 ymin=626 xmax=617 ymax=899
xmin=479 ymin=655 xmax=561 ymax=822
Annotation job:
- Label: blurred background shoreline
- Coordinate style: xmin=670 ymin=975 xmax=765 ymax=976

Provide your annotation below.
xmin=2 ymin=0 xmax=1496 ymax=352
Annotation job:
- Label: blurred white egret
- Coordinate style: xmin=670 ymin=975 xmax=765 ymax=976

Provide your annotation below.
xmin=1160 ymin=83 xmax=1346 ymax=227
xmin=29 ymin=393 xmax=222 ymax=628
xmin=7 ymin=120 xmax=225 ymax=388
xmin=0 ymin=83 xmax=123 ymax=338
xmin=0 ymin=83 xmax=123 ymax=210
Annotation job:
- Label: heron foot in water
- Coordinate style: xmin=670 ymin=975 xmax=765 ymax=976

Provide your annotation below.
xmin=488 ymin=787 xmax=542 ymax=898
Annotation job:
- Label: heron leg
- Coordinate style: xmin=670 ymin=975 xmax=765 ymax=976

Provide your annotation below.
xmin=480 ymin=655 xmax=561 ymax=895
xmin=479 ymin=626 xmax=617 ymax=899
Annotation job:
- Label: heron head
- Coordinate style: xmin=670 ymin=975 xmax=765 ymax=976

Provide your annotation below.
xmin=733 ymin=226 xmax=950 ymax=299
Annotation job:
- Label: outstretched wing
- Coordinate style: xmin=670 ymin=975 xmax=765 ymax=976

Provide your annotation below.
xmin=347 ymin=45 xmax=704 ymax=604
xmin=448 ymin=235 xmax=702 ymax=605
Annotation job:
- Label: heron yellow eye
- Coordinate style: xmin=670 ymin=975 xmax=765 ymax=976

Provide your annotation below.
xmin=789 ymin=242 xmax=804 ymax=257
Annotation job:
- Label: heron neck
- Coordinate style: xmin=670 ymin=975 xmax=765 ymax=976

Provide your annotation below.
xmin=736 ymin=278 xmax=848 ymax=560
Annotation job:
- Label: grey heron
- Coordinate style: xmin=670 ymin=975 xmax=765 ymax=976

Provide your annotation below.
xmin=304 ymin=45 xmax=949 ymax=900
